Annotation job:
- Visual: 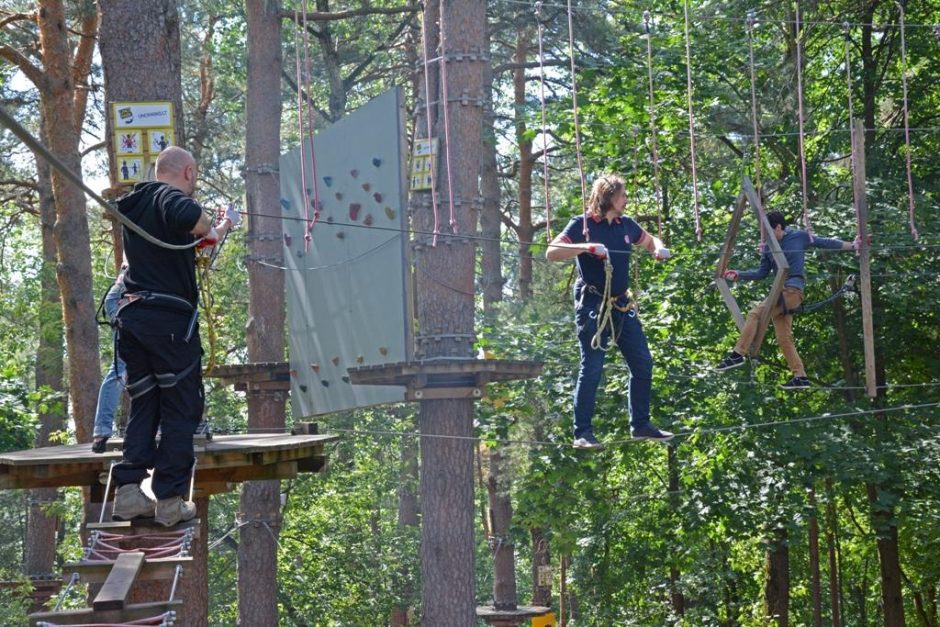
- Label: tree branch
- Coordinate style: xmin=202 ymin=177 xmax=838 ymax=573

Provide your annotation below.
xmin=280 ymin=4 xmax=420 ymax=23
xmin=281 ymin=69 xmax=331 ymax=123
xmin=0 ymin=10 xmax=35 ymax=30
xmin=0 ymin=43 xmax=45 ymax=88
xmin=70 ymin=5 xmax=99 ymax=131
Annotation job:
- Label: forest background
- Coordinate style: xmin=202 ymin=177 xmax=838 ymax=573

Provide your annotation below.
xmin=1 ymin=0 xmax=938 ymax=625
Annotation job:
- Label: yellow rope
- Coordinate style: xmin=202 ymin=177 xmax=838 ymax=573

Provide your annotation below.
xmin=590 ymin=260 xmax=616 ymax=351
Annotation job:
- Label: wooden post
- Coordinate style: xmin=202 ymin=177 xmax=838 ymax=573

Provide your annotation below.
xmin=851 ymin=118 xmax=877 ymax=398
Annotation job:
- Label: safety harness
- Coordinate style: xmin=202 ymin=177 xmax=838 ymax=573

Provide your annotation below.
xmin=780 ymin=274 xmax=857 ymax=316
xmin=585 ymin=259 xmax=638 ymax=351
xmin=108 ymin=291 xmax=201 ymax=400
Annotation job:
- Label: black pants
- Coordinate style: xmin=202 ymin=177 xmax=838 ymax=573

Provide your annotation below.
xmin=112 ymin=305 xmax=203 ymax=499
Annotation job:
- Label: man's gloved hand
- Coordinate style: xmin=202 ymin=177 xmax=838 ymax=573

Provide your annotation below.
xmin=852 ymin=234 xmax=872 ymax=251
xmin=223 ymin=204 xmax=241 ymax=229
xmin=197 ymin=226 xmax=220 ymax=249
xmin=587 ymin=243 xmax=608 ymax=260
xmin=654 ymin=246 xmax=671 ymax=261
xmin=722 ymin=269 xmax=739 ymax=281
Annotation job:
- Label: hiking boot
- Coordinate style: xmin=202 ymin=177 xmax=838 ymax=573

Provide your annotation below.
xmin=155 ymin=496 xmax=196 ymax=527
xmin=715 ymin=351 xmax=746 ymax=372
xmin=631 ymin=423 xmax=675 ymax=442
xmin=573 ymin=433 xmax=604 ymax=450
xmin=91 ymin=436 xmax=109 ymax=454
xmin=112 ymin=484 xmax=156 ymax=521
xmin=781 ymin=376 xmax=811 ymax=390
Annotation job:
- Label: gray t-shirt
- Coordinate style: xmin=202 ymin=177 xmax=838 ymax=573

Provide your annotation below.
xmin=739 ymin=227 xmax=844 ymax=290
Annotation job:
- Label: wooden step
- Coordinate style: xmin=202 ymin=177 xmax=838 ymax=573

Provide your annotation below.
xmin=63 ymin=555 xmax=192 ymax=584
xmin=93 ymin=551 xmax=145 ymax=611
xmin=29 ymin=600 xmax=182 ymax=626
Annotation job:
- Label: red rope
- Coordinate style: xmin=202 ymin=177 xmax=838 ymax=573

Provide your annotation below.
xmin=38 ymin=615 xmax=172 ymax=627
xmin=437 ymin=0 xmax=458 ymax=233
xmin=643 ymin=11 xmax=664 ymax=239
xmin=794 ymin=1 xmax=815 ymax=240
xmin=535 ymin=2 xmax=553 ymax=241
xmin=565 ymin=0 xmax=589 ymax=239
xmin=292 ymin=10 xmax=311 ymax=249
xmin=683 ymin=0 xmax=701 ymax=240
xmin=301 ymin=0 xmax=322 ymax=243
xmin=897 ymin=2 xmax=919 ymax=240
xmin=746 ymin=10 xmax=764 ymax=248
xmin=419 ymin=10 xmax=441 ymax=246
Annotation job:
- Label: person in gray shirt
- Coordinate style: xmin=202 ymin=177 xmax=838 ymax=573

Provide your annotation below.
xmin=714 ymin=211 xmax=859 ymax=389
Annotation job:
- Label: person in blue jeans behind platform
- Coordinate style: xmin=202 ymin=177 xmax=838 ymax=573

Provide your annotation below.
xmin=546 ymin=174 xmax=674 ymax=449
xmin=92 ymin=272 xmax=127 ymax=454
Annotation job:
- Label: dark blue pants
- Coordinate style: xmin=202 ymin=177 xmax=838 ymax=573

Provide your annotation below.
xmin=112 ymin=306 xmax=203 ymax=500
xmin=573 ymin=294 xmax=653 ymax=438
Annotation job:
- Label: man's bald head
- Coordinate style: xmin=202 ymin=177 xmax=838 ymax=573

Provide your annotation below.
xmin=155 ymin=146 xmax=197 ymax=195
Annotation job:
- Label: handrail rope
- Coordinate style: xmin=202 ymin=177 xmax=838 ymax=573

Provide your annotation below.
xmin=419 ymin=9 xmax=442 ymax=246
xmin=301 ymin=0 xmax=322 ymax=243
xmin=795 ymin=0 xmax=815 ymax=240
xmin=643 ymin=11 xmax=665 ymax=239
xmin=437 ymin=1 xmax=458 ymax=233
xmin=843 ymin=21 xmax=862 ymax=246
xmin=897 ymin=1 xmax=919 ymax=241
xmin=0 ymin=107 xmax=203 ymax=251
xmin=565 ymin=0 xmax=590 ymax=239
xmin=535 ymin=1 xmax=553 ymax=241
xmin=589 ymin=260 xmax=617 ymax=351
xmin=746 ymin=10 xmax=764 ymax=249
xmin=292 ymin=9 xmax=311 ymax=250
xmin=241 ymin=207 xmax=940 ymax=257
xmin=682 ymin=0 xmax=702 ymax=240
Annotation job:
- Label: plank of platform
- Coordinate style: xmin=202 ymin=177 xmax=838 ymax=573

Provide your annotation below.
xmin=92 ymin=552 xmax=145 ymax=611
xmin=64 ymin=556 xmax=192 ymax=584
xmin=86 ymin=516 xmax=201 ymax=539
xmin=29 ymin=600 xmax=182 ymax=626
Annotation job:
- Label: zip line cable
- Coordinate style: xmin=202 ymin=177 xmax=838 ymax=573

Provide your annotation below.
xmin=0 ymin=106 xmax=205 ymax=251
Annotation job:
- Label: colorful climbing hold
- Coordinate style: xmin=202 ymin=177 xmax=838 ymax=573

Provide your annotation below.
xmin=331 ymin=356 xmax=340 ymax=366
xmin=350 ymin=169 xmax=359 ymax=178
xmin=372 ymin=157 xmax=382 ymax=167
xmin=284 ymin=233 xmax=292 ymax=247
xmin=362 ymin=183 xmax=371 ymax=192
xmin=379 ymin=346 xmax=388 ymax=356
xmin=349 ymin=203 xmax=362 ymax=220
xmin=323 ymin=176 xmax=333 ymax=187
xmin=373 ymin=192 xmax=383 ymax=203
xmin=384 ymin=207 xmax=396 ymax=220
xmin=280 ymin=198 xmax=292 ymax=210
xmin=363 ymin=214 xmax=373 ymax=226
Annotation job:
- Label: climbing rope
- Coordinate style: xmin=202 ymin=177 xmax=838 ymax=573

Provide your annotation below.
xmin=794 ymin=1 xmax=815 ymax=240
xmin=746 ymin=10 xmax=765 ymax=248
xmin=589 ymin=259 xmax=629 ymax=351
xmin=300 ymin=0 xmax=322 ymax=243
xmin=565 ymin=0 xmax=590 ymax=239
xmin=897 ymin=1 xmax=919 ymax=241
xmin=437 ymin=2 xmax=458 ymax=233
xmin=419 ymin=9 xmax=442 ymax=245
xmin=682 ymin=0 xmax=702 ymax=240
xmin=292 ymin=9 xmax=312 ymax=249
xmin=643 ymin=11 xmax=664 ymax=239
xmin=82 ymin=528 xmax=194 ymax=562
xmin=535 ymin=1 xmax=553 ymax=240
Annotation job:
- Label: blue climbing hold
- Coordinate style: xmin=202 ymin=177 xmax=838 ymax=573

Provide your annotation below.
xmin=323 ymin=176 xmax=333 ymax=187
xmin=372 ymin=157 xmax=382 ymax=167
xmin=280 ymin=198 xmax=291 ymax=210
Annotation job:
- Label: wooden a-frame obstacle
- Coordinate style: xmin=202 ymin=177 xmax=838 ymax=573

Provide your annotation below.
xmin=714 ymin=175 xmax=789 ymax=358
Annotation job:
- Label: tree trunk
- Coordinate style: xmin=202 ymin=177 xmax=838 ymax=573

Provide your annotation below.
xmin=826 ymin=481 xmax=842 ymax=627
xmin=487 ymin=448 xmax=517 ymax=610
xmin=24 ymin=126 xmax=64 ymax=578
xmin=239 ymin=2 xmax=286 ymax=626
xmin=867 ymin=482 xmax=906 ymax=627
xmin=391 ymin=436 xmax=419 ymax=626
xmin=668 ymin=445 xmax=684 ymax=615
xmin=411 ymin=2 xmax=486 ymax=622
xmin=808 ymin=488 xmax=822 ymax=627
xmin=512 ymin=27 xmax=534 ymax=301
xmin=313 ymin=0 xmax=347 ymax=122
xmin=530 ymin=527 xmax=551 ymax=608
xmin=36 ymin=0 xmax=99 ymax=445
xmin=479 ymin=23 xmax=503 ymax=317
xmin=764 ymin=526 xmax=789 ymax=626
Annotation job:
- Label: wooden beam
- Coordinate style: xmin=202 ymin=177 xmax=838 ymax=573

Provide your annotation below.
xmin=852 ymin=118 xmax=877 ymax=398
xmin=92 ymin=552 xmax=145 ymax=611
xmin=29 ymin=600 xmax=182 ymax=626
xmin=63 ymin=556 xmax=192 ymax=584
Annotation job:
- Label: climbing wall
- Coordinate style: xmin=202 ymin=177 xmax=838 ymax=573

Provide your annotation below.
xmin=280 ymin=88 xmax=411 ymax=416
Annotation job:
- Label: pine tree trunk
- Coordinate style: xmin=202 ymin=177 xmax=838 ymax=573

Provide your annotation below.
xmin=867 ymin=482 xmax=906 ymax=627
xmin=487 ymin=448 xmax=517 ymax=610
xmin=479 ymin=24 xmax=503 ymax=317
xmin=764 ymin=527 xmax=790 ymax=626
xmin=239 ymin=2 xmax=286 ymax=625
xmin=512 ymin=28 xmax=534 ymax=301
xmin=411 ymin=2 xmax=486 ymax=622
xmin=826 ymin=481 xmax=842 ymax=627
xmin=808 ymin=488 xmax=822 ymax=626
xmin=668 ymin=446 xmax=685 ymax=615
xmin=391 ymin=436 xmax=419 ymax=626
xmin=24 ymin=129 xmax=64 ymax=578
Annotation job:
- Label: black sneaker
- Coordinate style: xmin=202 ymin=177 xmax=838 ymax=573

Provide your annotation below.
xmin=573 ymin=433 xmax=604 ymax=450
xmin=781 ymin=376 xmax=811 ymax=390
xmin=715 ymin=351 xmax=745 ymax=372
xmin=91 ymin=437 xmax=109 ymax=454
xmin=631 ymin=423 xmax=675 ymax=442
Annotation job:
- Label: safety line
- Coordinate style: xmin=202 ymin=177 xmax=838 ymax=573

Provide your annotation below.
xmin=897 ymin=1 xmax=919 ymax=241
xmin=301 ymin=0 xmax=323 ymax=244
xmin=643 ymin=11 xmax=664 ymax=239
xmin=292 ymin=9 xmax=311 ymax=249
xmin=535 ymin=1 xmax=554 ymax=241
xmin=419 ymin=8 xmax=442 ymax=246
xmin=437 ymin=0 xmax=458 ymax=234
xmin=794 ymin=0 xmax=814 ymax=240
xmin=683 ymin=0 xmax=702 ymax=240
xmin=746 ymin=10 xmax=764 ymax=249
xmin=565 ymin=0 xmax=590 ymax=239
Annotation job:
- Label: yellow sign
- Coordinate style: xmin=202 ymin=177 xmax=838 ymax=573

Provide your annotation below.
xmin=111 ymin=102 xmax=175 ymax=183
xmin=410 ymin=137 xmax=438 ymax=191
xmin=532 ymin=612 xmax=556 ymax=627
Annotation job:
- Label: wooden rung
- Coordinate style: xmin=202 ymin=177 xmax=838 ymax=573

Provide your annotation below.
xmin=92 ymin=552 xmax=145 ymax=611
xmin=29 ymin=600 xmax=182 ymax=626
xmin=86 ymin=517 xmax=201 ymax=538
xmin=63 ymin=556 xmax=192 ymax=584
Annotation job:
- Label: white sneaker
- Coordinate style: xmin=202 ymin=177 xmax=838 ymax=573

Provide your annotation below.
xmin=155 ymin=496 xmax=197 ymax=527
xmin=112 ymin=484 xmax=156 ymax=521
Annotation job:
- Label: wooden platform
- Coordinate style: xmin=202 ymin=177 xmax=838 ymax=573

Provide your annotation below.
xmin=347 ymin=359 xmax=543 ymax=401
xmin=0 ymin=432 xmax=337 ymax=495
xmin=207 ymin=361 xmax=290 ymax=392
xmin=476 ymin=604 xmax=552 ymax=627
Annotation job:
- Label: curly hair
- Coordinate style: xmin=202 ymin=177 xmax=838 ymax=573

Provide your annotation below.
xmin=586 ymin=175 xmax=625 ymax=218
